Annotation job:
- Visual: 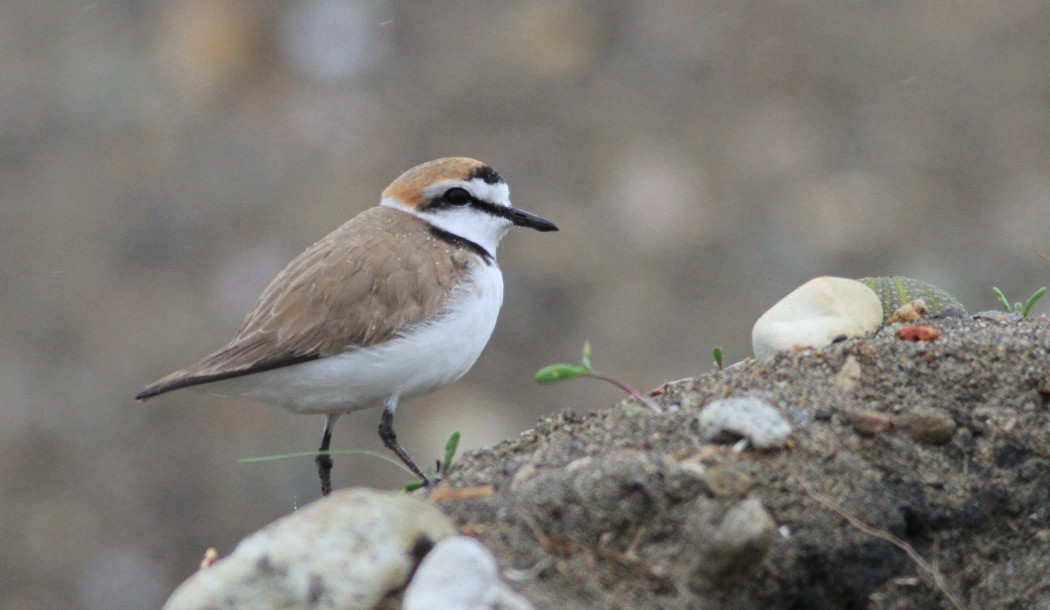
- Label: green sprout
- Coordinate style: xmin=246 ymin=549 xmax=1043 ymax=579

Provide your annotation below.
xmin=713 ymin=346 xmax=725 ymax=370
xmin=404 ymin=431 xmax=461 ymax=492
xmin=535 ymin=342 xmax=663 ymax=414
xmin=992 ymin=286 xmax=1047 ymax=319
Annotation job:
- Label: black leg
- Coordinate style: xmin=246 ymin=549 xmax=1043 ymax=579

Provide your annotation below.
xmin=379 ymin=404 xmax=432 ymax=487
xmin=316 ymin=414 xmax=337 ymax=496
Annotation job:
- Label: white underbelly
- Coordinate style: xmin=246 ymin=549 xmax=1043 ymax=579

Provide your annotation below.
xmin=206 ymin=264 xmax=504 ymax=414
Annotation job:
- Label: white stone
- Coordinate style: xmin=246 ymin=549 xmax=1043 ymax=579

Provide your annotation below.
xmin=404 ymin=536 xmax=533 ymax=610
xmin=162 ymin=488 xmax=457 ymax=610
xmin=699 ymin=396 xmax=791 ymax=449
xmin=751 ymin=276 xmax=882 ymax=358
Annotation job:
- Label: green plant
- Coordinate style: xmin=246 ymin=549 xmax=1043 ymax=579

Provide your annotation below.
xmin=403 ymin=431 xmax=461 ymax=491
xmin=992 ymin=286 xmax=1047 ymax=319
xmin=534 ymin=342 xmax=663 ymax=414
xmin=713 ymin=346 xmax=725 ymax=370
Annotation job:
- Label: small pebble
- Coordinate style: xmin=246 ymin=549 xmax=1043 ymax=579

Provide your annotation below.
xmin=897 ymin=410 xmax=956 ymax=445
xmin=692 ymin=499 xmax=776 ymax=589
xmin=831 ymin=355 xmax=862 ymax=390
xmin=845 ymin=409 xmax=894 ymax=435
xmin=700 ymin=466 xmax=752 ymax=498
xmin=699 ymin=397 xmax=792 ymax=449
xmin=886 ymin=298 xmax=928 ymax=324
xmin=897 ymin=325 xmax=941 ymax=341
xmin=509 ymin=463 xmax=538 ymax=489
xmin=972 ymin=310 xmax=1022 ymax=322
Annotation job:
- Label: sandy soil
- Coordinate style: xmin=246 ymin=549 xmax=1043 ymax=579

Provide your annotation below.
xmin=423 ymin=315 xmax=1050 ymax=609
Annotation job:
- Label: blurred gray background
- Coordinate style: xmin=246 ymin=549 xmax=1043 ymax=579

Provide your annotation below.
xmin=2 ymin=1 xmax=1049 ymax=608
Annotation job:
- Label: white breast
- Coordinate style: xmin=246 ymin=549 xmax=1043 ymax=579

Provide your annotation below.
xmin=207 ymin=263 xmax=505 ymax=415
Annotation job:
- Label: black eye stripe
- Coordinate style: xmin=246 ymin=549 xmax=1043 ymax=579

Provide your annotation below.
xmin=425 ymin=192 xmax=517 ymax=222
xmin=468 ymin=198 xmax=515 ymax=222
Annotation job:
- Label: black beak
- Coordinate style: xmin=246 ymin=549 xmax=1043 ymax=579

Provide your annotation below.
xmin=509 ymin=207 xmax=558 ymax=232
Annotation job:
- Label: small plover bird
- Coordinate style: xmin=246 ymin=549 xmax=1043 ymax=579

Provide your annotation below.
xmin=136 ymin=157 xmax=558 ymax=494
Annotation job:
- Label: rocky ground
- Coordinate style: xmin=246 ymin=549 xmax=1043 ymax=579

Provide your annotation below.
xmin=426 ymin=315 xmax=1050 ymax=609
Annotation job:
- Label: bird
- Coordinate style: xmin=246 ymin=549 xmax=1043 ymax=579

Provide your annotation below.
xmin=136 ymin=157 xmax=558 ymax=495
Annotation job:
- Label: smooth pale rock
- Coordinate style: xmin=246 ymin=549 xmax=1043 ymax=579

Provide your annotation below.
xmin=699 ymin=397 xmax=791 ymax=449
xmin=162 ymin=488 xmax=457 ymax=610
xmin=752 ymin=276 xmax=882 ymax=358
xmin=403 ymin=536 xmax=534 ymax=610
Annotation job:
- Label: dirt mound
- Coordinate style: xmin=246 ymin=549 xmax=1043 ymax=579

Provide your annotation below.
xmin=434 ymin=316 xmax=1050 ymax=609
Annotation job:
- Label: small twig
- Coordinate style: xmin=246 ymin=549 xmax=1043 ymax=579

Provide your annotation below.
xmin=790 ymin=469 xmax=967 ymax=610
xmin=519 ymin=510 xmax=557 ymax=554
xmin=517 ymin=510 xmax=596 ymax=567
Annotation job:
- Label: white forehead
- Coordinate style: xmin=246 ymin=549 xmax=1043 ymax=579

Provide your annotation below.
xmin=423 ymin=177 xmax=511 ymax=207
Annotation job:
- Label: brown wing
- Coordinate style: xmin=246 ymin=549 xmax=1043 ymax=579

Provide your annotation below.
xmin=136 ymin=207 xmax=476 ymax=399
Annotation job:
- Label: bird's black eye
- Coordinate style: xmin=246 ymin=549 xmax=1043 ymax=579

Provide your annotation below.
xmin=443 ymin=187 xmax=472 ymax=206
